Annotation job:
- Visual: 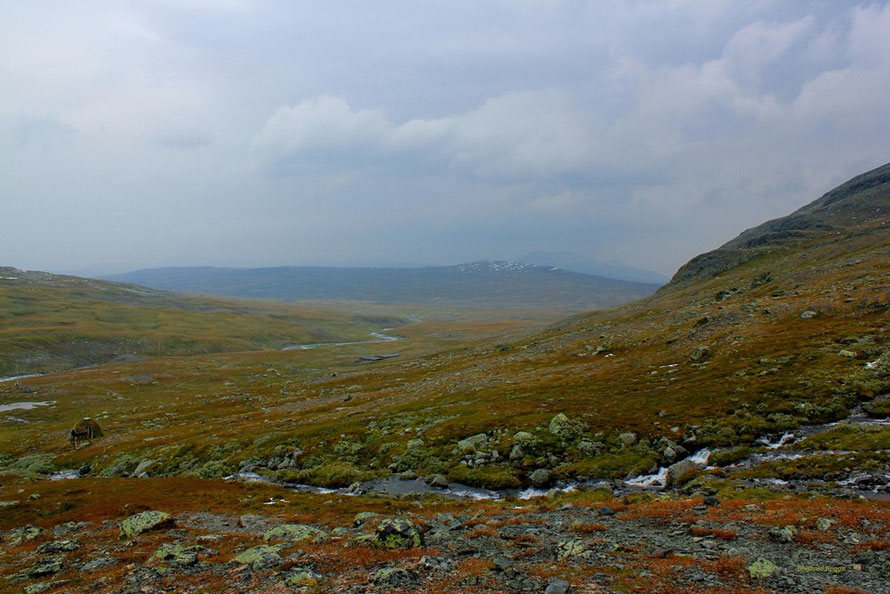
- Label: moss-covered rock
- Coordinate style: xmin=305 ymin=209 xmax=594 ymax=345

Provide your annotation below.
xmin=263 ymin=523 xmax=328 ymax=544
xmin=119 ymin=510 xmax=173 ymax=539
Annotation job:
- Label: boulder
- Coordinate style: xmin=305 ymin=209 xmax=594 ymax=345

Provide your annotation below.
xmin=36 ymin=539 xmax=79 ymax=554
xmin=119 ymin=510 xmax=173 ymax=539
xmin=665 ymin=459 xmax=703 ymax=489
xmin=353 ymin=512 xmax=380 ymax=528
xmin=8 ymin=524 xmax=43 ymax=546
xmin=748 ymin=557 xmax=778 ymax=578
xmin=152 ymin=543 xmax=205 ymax=567
xmin=618 ymin=432 xmax=638 ymax=447
xmin=284 ymin=568 xmax=323 ymax=587
xmin=530 ymin=468 xmax=552 ymax=487
xmin=545 ymin=578 xmax=572 ymax=594
xmin=549 ymin=414 xmax=584 ymax=439
xmin=374 ymin=517 xmax=424 ymax=549
xmin=456 ymin=434 xmax=488 ymax=451
xmin=232 ymin=545 xmax=281 ymax=569
xmin=28 ymin=556 xmax=64 ymax=577
xmin=768 ymin=525 xmax=798 ymax=543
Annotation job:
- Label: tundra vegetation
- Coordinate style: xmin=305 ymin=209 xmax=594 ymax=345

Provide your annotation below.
xmin=2 ymin=164 xmax=890 ymax=591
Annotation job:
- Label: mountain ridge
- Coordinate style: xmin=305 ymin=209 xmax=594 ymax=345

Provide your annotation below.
xmin=103 ymin=260 xmax=660 ymax=309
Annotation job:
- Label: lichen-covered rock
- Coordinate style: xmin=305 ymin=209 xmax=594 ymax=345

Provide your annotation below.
xmin=119 ymin=510 xmax=173 ymax=539
xmin=665 ymin=459 xmax=703 ymax=489
xmin=36 ymin=539 xmax=79 ymax=554
xmin=80 ymin=557 xmax=118 ymax=572
xmin=263 ymin=523 xmax=328 ymax=544
xmin=8 ymin=524 xmax=43 ymax=546
xmin=690 ymin=345 xmax=711 ymax=361
xmin=232 ymin=545 xmax=281 ymax=569
xmin=748 ymin=557 xmax=778 ymax=578
xmin=555 ymin=539 xmax=588 ymax=560
xmin=374 ymin=517 xmax=424 ymax=549
xmin=456 ymin=433 xmax=488 ymax=451
xmin=28 ymin=556 xmax=64 ymax=577
xmin=513 ymin=431 xmax=535 ymax=444
xmin=370 ymin=566 xmax=418 ymax=588
xmin=769 ymin=525 xmax=798 ymax=543
xmin=618 ymin=432 xmax=638 ymax=447
xmin=152 ymin=543 xmax=205 ymax=567
xmin=284 ymin=568 xmax=323 ymax=587
xmin=353 ymin=511 xmax=381 ymax=527
xmin=530 ymin=468 xmax=552 ymax=487
xmin=549 ymin=414 xmax=584 ymax=439
xmin=816 ymin=518 xmax=833 ymax=532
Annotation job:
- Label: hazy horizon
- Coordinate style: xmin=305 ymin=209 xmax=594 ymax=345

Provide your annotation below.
xmin=3 ymin=1 xmax=889 ymax=277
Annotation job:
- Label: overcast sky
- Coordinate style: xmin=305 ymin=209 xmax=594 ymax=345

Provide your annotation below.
xmin=2 ymin=1 xmax=889 ymax=277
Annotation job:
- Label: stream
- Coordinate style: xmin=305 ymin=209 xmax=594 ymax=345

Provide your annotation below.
xmin=282 ymin=329 xmax=400 ymax=351
xmin=43 ymin=411 xmax=890 ymax=500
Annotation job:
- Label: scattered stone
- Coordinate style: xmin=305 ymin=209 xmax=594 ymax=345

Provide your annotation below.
xmin=530 ymin=468 xmax=552 ymax=487
xmin=232 ymin=545 xmax=281 ymax=569
xmin=263 ymin=523 xmax=328 ymax=544
xmin=374 ymin=517 xmax=424 ymax=549
xmin=119 ymin=510 xmax=173 ymax=539
xmin=703 ymin=496 xmax=720 ymax=507
xmin=838 ymin=350 xmax=858 ymax=358
xmin=8 ymin=524 xmax=43 ymax=545
xmin=598 ymin=506 xmax=615 ymax=516
xmin=800 ymin=310 xmax=817 ymax=319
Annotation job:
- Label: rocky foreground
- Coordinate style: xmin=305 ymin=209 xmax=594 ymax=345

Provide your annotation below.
xmin=1 ymin=476 xmax=889 ymax=593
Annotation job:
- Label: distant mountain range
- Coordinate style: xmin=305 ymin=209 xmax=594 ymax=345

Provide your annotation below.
xmin=516 ymin=252 xmax=668 ymax=284
xmin=103 ymin=261 xmax=660 ymax=309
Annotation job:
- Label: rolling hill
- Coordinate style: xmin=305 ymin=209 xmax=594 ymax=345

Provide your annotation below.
xmin=103 ymin=261 xmax=660 ymax=309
